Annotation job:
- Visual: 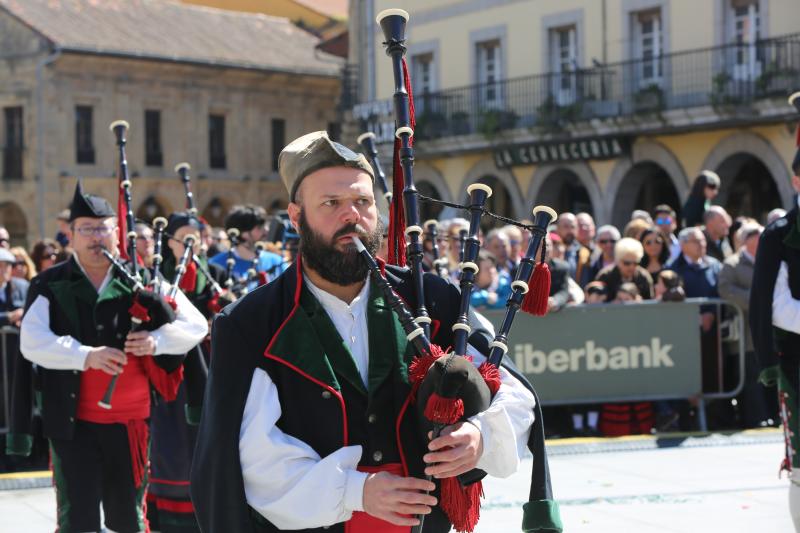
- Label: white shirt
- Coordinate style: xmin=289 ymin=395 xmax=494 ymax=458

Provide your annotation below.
xmin=20 ymin=255 xmax=209 ymax=370
xmin=772 ymin=261 xmax=800 ymax=334
xmin=240 ymin=275 xmax=536 ymax=529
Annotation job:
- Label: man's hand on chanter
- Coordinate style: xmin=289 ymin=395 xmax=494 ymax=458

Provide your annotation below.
xmin=84 ymin=346 xmax=127 ymax=375
xmin=124 ymin=330 xmax=157 ymax=356
xmin=424 ymin=422 xmax=484 ymax=478
xmin=363 ymin=471 xmax=437 ymax=526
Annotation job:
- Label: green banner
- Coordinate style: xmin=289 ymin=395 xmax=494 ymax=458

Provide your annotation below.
xmin=482 ymin=302 xmax=703 ymax=404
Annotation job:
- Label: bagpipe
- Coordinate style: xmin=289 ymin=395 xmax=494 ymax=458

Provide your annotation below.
xmin=373 ymin=9 xmax=562 ymax=533
xmin=357 ymin=131 xmax=393 ymax=204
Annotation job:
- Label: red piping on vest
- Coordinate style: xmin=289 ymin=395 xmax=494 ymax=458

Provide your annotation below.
xmin=263 ymin=257 xmax=348 ymax=447
xmin=395 ymin=393 xmax=413 ymax=477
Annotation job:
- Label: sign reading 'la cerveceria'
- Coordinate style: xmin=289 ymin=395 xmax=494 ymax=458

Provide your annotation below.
xmin=493 ymin=136 xmax=631 ymax=168
xmin=482 ymin=301 xmax=703 ymax=405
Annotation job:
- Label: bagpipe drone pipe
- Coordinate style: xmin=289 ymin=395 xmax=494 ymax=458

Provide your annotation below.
xmin=375 ymin=8 xmax=562 ymax=533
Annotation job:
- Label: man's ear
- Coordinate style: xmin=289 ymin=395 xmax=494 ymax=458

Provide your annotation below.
xmin=287 ymin=202 xmax=301 ymax=233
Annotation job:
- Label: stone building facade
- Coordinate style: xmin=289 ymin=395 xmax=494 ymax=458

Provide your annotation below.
xmin=0 ymin=0 xmax=343 ymax=247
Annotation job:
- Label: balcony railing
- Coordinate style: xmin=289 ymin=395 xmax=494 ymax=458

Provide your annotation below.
xmin=407 ymin=34 xmax=800 ymax=140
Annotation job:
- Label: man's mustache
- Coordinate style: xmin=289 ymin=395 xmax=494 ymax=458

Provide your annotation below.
xmin=332 ymin=223 xmax=369 ymax=242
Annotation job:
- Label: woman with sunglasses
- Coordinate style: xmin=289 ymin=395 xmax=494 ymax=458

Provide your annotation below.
xmin=594 ymin=237 xmax=654 ymax=302
xmin=10 ymin=247 xmax=36 ymax=281
xmin=30 ymin=238 xmax=63 ymax=274
xmin=683 ymin=170 xmax=721 ymax=228
xmin=639 ymin=227 xmax=670 ymax=278
xmin=582 ymin=225 xmax=620 ymax=286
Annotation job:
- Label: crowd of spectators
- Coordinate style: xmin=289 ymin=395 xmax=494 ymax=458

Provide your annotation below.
xmin=421 ymin=179 xmax=778 ymax=437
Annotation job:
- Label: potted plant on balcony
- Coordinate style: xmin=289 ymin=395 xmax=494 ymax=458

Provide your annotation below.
xmin=450 ymin=111 xmax=471 ymax=135
xmin=414 ymin=111 xmax=447 ymax=140
xmin=478 ymin=109 xmax=518 ymax=139
xmin=755 ymin=61 xmax=800 ymax=97
xmin=633 ymin=83 xmax=665 ymax=113
xmin=710 ymin=71 xmax=743 ymax=110
xmin=535 ymin=95 xmax=583 ymax=131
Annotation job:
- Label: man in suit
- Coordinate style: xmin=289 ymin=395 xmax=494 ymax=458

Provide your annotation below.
xmin=703 ymin=206 xmax=733 ymax=263
xmin=750 ymin=91 xmax=800 ymax=531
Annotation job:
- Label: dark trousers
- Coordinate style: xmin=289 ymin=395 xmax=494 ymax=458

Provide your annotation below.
xmin=50 ymin=420 xmax=147 ymax=533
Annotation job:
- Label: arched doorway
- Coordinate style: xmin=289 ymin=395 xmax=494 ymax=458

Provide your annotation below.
xmin=473 ymin=175 xmax=512 ymax=231
xmin=417 ymin=181 xmax=444 ymax=222
xmin=0 ymin=202 xmax=28 ymax=247
xmin=716 ymin=153 xmax=782 ymax=222
xmin=611 ymin=162 xmax=681 ymax=229
xmin=201 ymin=197 xmax=229 ymax=228
xmin=135 ymin=196 xmax=170 ymax=224
xmin=534 ymin=168 xmax=593 ymax=217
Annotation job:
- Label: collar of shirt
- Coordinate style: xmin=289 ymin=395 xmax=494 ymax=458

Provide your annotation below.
xmin=682 ymin=254 xmax=706 ymax=268
xmin=304 ymin=274 xmax=371 ymax=387
xmin=72 ymin=252 xmax=114 ymax=294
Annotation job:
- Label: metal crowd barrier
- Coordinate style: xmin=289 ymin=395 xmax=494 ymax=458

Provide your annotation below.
xmin=0 ymin=325 xmax=20 ymax=435
xmin=482 ymin=297 xmax=746 ymax=432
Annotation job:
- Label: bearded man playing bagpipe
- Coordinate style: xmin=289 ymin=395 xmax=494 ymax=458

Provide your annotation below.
xmin=6 ymin=182 xmax=208 ymax=533
xmin=191 ymin=131 xmax=561 ymax=533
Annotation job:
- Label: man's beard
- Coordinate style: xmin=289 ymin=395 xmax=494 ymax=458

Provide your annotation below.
xmin=298 ymin=210 xmax=383 ymax=286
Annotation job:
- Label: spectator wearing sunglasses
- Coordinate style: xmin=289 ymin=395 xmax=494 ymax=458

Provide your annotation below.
xmin=653 ymin=204 xmax=681 ymax=262
xmin=30 ymin=238 xmax=63 ymax=274
xmin=595 ymin=237 xmax=654 ymax=302
xmin=639 ymin=227 xmax=670 ymax=277
xmin=683 ymin=170 xmax=721 ymax=228
xmin=10 ymin=247 xmax=36 ymax=282
xmin=582 ymin=225 xmax=620 ymax=286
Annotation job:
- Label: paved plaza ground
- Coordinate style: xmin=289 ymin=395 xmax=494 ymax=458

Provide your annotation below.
xmin=0 ymin=430 xmax=792 ymax=532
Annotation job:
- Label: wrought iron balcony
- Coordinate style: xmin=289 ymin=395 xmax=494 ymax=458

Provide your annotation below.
xmin=407 ymin=34 xmax=800 ymax=140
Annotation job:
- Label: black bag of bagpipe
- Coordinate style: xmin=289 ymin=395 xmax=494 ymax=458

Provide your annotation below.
xmin=371 ymin=8 xmax=562 ymax=532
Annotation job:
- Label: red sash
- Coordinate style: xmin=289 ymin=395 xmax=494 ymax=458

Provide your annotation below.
xmin=346 ymin=463 xmax=412 ymax=533
xmin=77 ymin=356 xmax=150 ymax=423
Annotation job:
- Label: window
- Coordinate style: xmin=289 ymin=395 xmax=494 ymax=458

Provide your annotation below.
xmin=412 ymin=52 xmax=435 ymax=113
xmin=476 ymin=40 xmax=502 ymax=106
xmin=271 ymin=118 xmax=285 ymax=172
xmin=728 ymin=0 xmax=762 ymax=80
xmin=75 ymin=105 xmax=94 ymax=164
xmin=144 ymin=110 xmax=163 ymax=167
xmin=209 ymin=114 xmax=226 ymax=169
xmin=633 ymin=10 xmax=663 ymax=87
xmin=549 ymin=27 xmax=577 ymax=104
xmin=3 ymin=107 xmax=23 ymax=179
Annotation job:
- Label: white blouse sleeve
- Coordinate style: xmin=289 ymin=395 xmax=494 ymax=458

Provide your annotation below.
xmin=466 ymin=345 xmax=535 ymax=478
xmin=150 ymin=282 xmax=209 ymax=355
xmin=20 ymin=295 xmax=91 ymax=370
xmin=239 ymin=368 xmax=368 ymax=529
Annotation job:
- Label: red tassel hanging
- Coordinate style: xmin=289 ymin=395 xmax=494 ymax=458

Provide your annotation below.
xmin=258 ymin=271 xmax=269 ymax=287
xmin=142 ymin=355 xmax=184 ymax=402
xmin=126 ymin=418 xmax=150 ymax=489
xmin=179 ymin=261 xmax=198 ymax=293
xmin=117 ymin=185 xmax=129 ymax=261
xmin=477 ymin=361 xmax=501 ymax=396
xmin=440 ymin=476 xmax=483 ymax=533
xmin=387 ymin=58 xmax=416 ymax=267
xmin=207 ymin=293 xmax=222 ymax=314
xmin=424 ymin=392 xmax=464 ymax=425
xmin=128 ymin=295 xmax=152 ymax=324
xmin=521 ymin=261 xmax=551 ymax=316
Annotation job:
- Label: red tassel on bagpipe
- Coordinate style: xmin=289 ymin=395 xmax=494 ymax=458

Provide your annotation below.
xmin=387 ymin=58 xmax=415 ymax=267
xmin=441 ymin=476 xmax=483 ymax=533
xmin=477 ymin=361 xmax=501 ymax=396
xmin=408 ymin=344 xmax=447 ymax=398
xmin=179 ymin=260 xmax=198 ymax=293
xmin=424 ymin=392 xmax=464 ymax=425
xmin=126 ymin=418 xmax=149 ymax=489
xmin=521 ymin=237 xmax=551 ymax=317
xmin=258 ymin=271 xmax=269 ymax=287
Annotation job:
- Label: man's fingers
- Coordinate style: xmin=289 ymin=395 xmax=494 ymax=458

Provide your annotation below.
xmin=392 ymin=477 xmax=436 ymax=492
xmin=426 ymin=459 xmax=472 ymax=478
xmin=380 ymin=512 xmax=421 ymax=527
xmin=394 ymin=489 xmax=437 ymax=507
xmin=393 ymin=503 xmax=432 ymax=516
xmin=429 ymin=432 xmax=463 ymax=451
xmin=126 ymin=331 xmax=148 ymax=341
xmin=425 ymin=445 xmax=464 ymax=464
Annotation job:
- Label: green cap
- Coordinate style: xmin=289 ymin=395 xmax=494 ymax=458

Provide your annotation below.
xmin=278 ymin=131 xmax=374 ymax=202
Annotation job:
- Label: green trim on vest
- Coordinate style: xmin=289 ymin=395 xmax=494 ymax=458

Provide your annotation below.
xmin=367 ymin=278 xmax=411 ymax=396
xmin=97 ymin=277 xmax=133 ymax=305
xmin=267 ymin=289 xmax=341 ymax=391
xmin=48 ymin=274 xmax=97 ymax=334
xmin=185 ymin=404 xmax=202 ymax=426
xmin=522 ymin=500 xmax=563 ymax=533
xmin=302 ymin=285 xmax=367 ymax=395
xmin=5 ymin=433 xmax=32 ymax=456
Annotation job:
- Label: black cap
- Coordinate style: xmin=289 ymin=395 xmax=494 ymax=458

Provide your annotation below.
xmin=224 ymin=205 xmax=266 ymax=233
xmin=68 ymin=181 xmax=115 ymax=222
xmin=166 ymin=211 xmax=201 ymax=236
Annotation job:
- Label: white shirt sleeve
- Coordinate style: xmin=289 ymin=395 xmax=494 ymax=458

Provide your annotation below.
xmin=772 ymin=262 xmax=800 ymax=334
xmin=240 ymin=368 xmax=368 ymax=529
xmin=149 ymin=283 xmax=209 ymax=355
xmin=465 ymin=344 xmax=535 ymax=478
xmin=20 ymin=295 xmax=92 ymax=371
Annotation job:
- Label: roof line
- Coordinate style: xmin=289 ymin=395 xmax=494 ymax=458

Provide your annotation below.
xmin=56 ymin=47 xmax=342 ymax=78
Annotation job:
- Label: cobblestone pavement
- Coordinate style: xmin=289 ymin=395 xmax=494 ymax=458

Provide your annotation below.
xmin=0 ymin=430 xmax=791 ymax=532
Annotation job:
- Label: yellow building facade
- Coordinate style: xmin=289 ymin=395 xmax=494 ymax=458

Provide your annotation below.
xmin=346 ymin=0 xmax=800 ymax=227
